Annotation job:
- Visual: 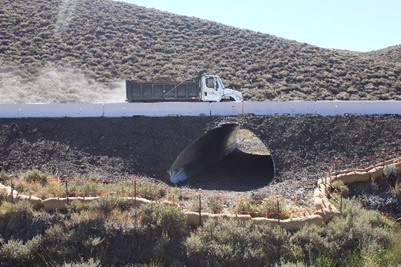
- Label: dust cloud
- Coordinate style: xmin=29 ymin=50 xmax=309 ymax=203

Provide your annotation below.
xmin=54 ymin=0 xmax=78 ymax=38
xmin=0 ymin=62 xmax=126 ymax=104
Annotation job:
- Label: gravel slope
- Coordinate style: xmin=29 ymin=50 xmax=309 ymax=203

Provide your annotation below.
xmin=1 ymin=115 xmax=400 ymax=201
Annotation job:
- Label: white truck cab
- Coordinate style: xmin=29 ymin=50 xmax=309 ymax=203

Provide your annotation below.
xmin=200 ymin=75 xmax=243 ymax=102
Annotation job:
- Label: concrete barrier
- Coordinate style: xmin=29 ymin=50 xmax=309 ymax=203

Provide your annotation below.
xmin=42 ymin=196 xmax=100 ymax=211
xmin=76 ymin=196 xmax=101 ymax=202
xmin=185 ymin=211 xmax=253 ymax=227
xmin=279 ymin=215 xmax=324 ymax=231
xmin=1 ymin=101 xmax=400 ymax=118
xmin=251 ymin=217 xmax=280 ymax=227
xmin=243 ymin=101 xmax=316 ymax=115
xmin=103 ymin=102 xmax=211 ymax=117
xmin=184 ymin=211 xmax=212 ymax=227
xmin=316 ymin=101 xmax=401 ymax=115
xmin=0 ymin=103 xmax=104 ymax=118
xmin=42 ymin=197 xmax=69 ymax=211
xmin=7 ymin=194 xmax=43 ymax=209
xmin=2 ymin=185 xmax=17 ymax=196
xmin=315 ymin=208 xmax=341 ymax=223
xmin=332 ymin=171 xmax=370 ymax=184
xmin=210 ymin=102 xmax=243 ymax=116
xmin=204 ymin=213 xmax=253 ymax=223
xmin=368 ymin=167 xmax=384 ymax=180
xmin=118 ymin=196 xmax=153 ymax=207
xmin=314 ymin=188 xmax=327 ymax=210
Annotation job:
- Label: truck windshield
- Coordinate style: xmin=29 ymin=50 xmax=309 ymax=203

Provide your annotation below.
xmin=216 ymin=77 xmax=225 ymax=89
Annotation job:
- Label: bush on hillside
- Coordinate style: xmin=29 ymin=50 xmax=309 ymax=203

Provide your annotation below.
xmin=1 ymin=0 xmax=401 ymax=103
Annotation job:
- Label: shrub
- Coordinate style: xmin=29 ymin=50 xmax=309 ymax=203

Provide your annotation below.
xmin=136 ymin=181 xmax=167 ymax=200
xmin=388 ymin=178 xmax=401 ymax=196
xmin=0 ymin=200 xmax=34 ymax=221
xmin=13 ymin=177 xmax=64 ymax=199
xmin=0 ymin=235 xmax=42 ymax=265
xmin=186 ymin=218 xmax=291 ymax=266
xmin=186 ymin=218 xmax=261 ymax=266
xmin=139 ymin=204 xmax=188 ymax=238
xmin=0 ymin=170 xmax=8 ymax=183
xmin=330 ymin=180 xmax=349 ymax=196
xmin=382 ymin=164 xmax=401 ymax=196
xmin=206 ymin=196 xmax=226 ymax=214
xmin=68 ymin=175 xmax=101 ymax=197
xmin=79 ymin=197 xmax=132 ymax=216
xmin=331 ymin=200 xmax=391 ymax=260
xmin=40 ymin=221 xmax=99 ymax=264
xmin=254 ymin=224 xmax=292 ymax=264
xmin=99 ymin=204 xmax=189 ymax=266
xmin=383 ymin=164 xmax=397 ymax=177
xmin=234 ymin=195 xmax=255 ymax=216
xmin=289 ymin=199 xmax=394 ymax=266
xmin=234 ymin=194 xmax=289 ymax=219
xmin=290 ymin=224 xmax=331 ymax=263
xmin=370 ymin=225 xmax=401 ymax=266
xmin=22 ymin=169 xmax=48 ymax=185
xmin=256 ymin=195 xmax=289 ymax=219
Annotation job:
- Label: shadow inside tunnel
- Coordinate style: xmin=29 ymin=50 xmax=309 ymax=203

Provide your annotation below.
xmin=178 ymin=149 xmax=275 ymax=191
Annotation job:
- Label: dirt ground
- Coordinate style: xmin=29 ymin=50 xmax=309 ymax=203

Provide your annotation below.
xmin=1 ymin=115 xmax=400 ymax=215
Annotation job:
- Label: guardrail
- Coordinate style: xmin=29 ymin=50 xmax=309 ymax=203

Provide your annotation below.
xmin=0 ymin=101 xmax=400 ymax=118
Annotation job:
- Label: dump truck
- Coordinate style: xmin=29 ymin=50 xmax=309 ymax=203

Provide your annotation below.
xmin=126 ymin=73 xmax=242 ymax=102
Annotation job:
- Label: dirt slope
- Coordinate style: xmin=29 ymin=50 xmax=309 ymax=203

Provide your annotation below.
xmin=1 ymin=115 xmax=400 ymax=199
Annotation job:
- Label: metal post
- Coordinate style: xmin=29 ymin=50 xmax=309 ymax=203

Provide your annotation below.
xmin=334 ymin=156 xmax=337 ymax=176
xmin=133 ymin=176 xmax=137 ymax=227
xmin=266 ymin=199 xmax=268 ymax=218
xmin=276 ymin=195 xmax=280 ymax=224
xmin=62 ymin=175 xmax=69 ymax=204
xmin=382 ymin=148 xmax=386 ymax=179
xmin=132 ymin=175 xmax=138 ymax=262
xmin=9 ymin=175 xmax=13 ymax=203
xmin=133 ymin=176 xmax=137 ymax=204
xmin=198 ymin=189 xmax=202 ymax=226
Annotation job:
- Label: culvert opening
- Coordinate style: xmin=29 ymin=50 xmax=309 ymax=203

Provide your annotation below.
xmin=169 ymin=123 xmax=275 ymax=190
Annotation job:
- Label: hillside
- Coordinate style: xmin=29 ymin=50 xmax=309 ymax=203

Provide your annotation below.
xmin=364 ymin=44 xmax=401 ymax=64
xmin=1 ymin=0 xmax=401 ymax=103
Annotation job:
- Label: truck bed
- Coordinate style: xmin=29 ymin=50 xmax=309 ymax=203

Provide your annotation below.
xmin=126 ymin=80 xmax=201 ymax=102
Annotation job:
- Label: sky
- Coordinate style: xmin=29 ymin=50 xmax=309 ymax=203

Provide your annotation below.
xmin=121 ymin=0 xmax=401 ymax=52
